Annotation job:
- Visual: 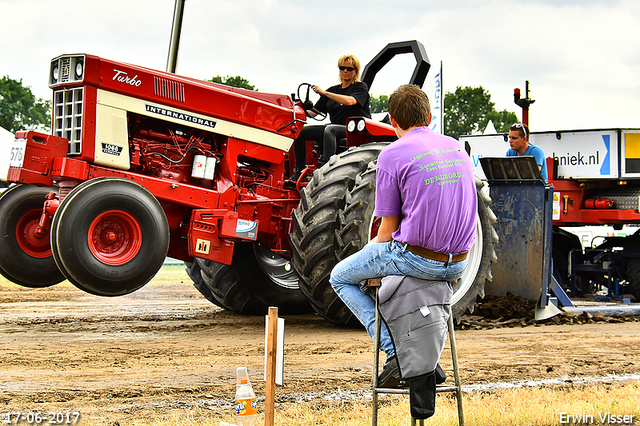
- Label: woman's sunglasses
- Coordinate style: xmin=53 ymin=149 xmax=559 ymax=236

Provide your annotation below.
xmin=338 ymin=66 xmax=356 ymax=71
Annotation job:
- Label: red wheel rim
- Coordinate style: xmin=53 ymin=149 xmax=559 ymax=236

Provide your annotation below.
xmin=88 ymin=210 xmax=142 ymax=266
xmin=15 ymin=208 xmax=52 ymax=259
xmin=369 ymin=216 xmax=381 ymax=241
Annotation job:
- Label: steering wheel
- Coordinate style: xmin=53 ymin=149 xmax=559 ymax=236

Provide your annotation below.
xmin=297 ymin=83 xmax=327 ymax=121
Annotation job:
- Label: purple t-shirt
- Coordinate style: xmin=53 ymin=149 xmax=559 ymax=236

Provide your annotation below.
xmin=375 ymin=127 xmax=477 ymax=254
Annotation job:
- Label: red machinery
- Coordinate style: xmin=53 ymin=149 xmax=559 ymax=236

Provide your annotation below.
xmin=0 ymin=41 xmax=497 ymax=324
xmin=462 ymin=128 xmax=640 ymax=304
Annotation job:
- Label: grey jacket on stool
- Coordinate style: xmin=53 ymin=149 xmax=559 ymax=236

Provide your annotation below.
xmin=378 ymin=276 xmax=452 ymax=419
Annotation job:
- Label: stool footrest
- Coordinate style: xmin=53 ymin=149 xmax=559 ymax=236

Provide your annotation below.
xmin=374 ymin=387 xmax=408 ymax=395
xmin=435 ymin=385 xmax=459 ymax=393
xmin=373 ymin=384 xmax=461 ymax=394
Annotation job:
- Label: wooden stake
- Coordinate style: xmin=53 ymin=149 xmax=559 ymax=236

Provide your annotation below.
xmin=264 ymin=306 xmax=278 ymax=426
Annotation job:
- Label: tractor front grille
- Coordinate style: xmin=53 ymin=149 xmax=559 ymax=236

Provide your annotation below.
xmin=53 ymin=88 xmax=84 ymax=155
xmin=59 ymin=57 xmax=71 ymax=83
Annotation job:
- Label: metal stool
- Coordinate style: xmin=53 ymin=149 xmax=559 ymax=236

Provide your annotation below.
xmin=369 ymin=278 xmax=465 ymax=426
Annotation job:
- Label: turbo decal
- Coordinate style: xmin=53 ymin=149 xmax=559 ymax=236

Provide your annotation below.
xmin=113 ymin=69 xmax=142 ymax=87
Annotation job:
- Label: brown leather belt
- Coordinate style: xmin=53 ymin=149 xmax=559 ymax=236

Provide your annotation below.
xmin=404 ymin=243 xmax=468 ymax=263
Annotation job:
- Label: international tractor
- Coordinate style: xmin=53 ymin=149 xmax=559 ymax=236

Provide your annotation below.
xmin=0 ymin=41 xmax=497 ymax=325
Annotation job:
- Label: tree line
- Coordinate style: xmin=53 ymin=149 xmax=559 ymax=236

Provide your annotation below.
xmin=0 ymin=76 xmax=50 ymax=133
xmin=368 ymin=86 xmax=517 ymax=139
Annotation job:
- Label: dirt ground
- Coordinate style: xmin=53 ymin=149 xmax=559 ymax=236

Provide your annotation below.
xmin=1 ymin=268 xmax=639 ymax=425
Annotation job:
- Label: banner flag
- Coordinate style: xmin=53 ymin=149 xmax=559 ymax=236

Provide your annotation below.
xmin=425 ymin=61 xmax=443 ymax=134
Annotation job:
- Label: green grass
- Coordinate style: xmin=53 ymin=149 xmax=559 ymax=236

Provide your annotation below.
xmin=131 ymin=382 xmax=640 ymax=426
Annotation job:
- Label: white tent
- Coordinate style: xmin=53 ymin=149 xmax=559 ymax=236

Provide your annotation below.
xmin=0 ymin=126 xmax=14 ymax=181
xmin=483 ymin=120 xmax=497 ymax=134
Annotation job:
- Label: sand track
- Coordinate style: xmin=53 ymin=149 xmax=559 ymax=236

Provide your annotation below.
xmin=1 ymin=270 xmax=639 ymax=424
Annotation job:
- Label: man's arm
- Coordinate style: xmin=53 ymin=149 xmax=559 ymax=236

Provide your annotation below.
xmin=373 ymin=215 xmax=400 ymax=243
xmin=532 ymin=147 xmax=545 ymax=173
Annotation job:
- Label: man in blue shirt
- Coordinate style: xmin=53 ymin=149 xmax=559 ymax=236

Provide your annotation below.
xmin=506 ymin=123 xmax=548 ymax=182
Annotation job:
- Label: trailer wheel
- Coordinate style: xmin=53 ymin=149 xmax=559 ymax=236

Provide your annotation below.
xmin=194 ymin=242 xmax=312 ymax=315
xmin=337 ymin=164 xmax=497 ymax=321
xmin=0 ymin=184 xmax=65 ymax=287
xmin=622 ymin=230 xmax=640 ymax=302
xmin=627 ymin=258 xmax=640 ymax=302
xmin=552 ymin=228 xmax=586 ymax=294
xmin=51 ymin=178 xmax=169 ymax=296
xmin=289 ymin=143 xmax=390 ymax=326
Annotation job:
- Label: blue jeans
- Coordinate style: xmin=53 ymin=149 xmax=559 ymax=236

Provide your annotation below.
xmin=330 ymin=240 xmax=468 ymax=359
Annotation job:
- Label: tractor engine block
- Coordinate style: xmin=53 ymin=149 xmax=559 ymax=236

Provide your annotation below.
xmin=129 ymin=115 xmax=219 ymax=187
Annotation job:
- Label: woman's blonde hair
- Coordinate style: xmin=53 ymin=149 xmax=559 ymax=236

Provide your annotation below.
xmin=337 ymin=54 xmax=361 ymax=83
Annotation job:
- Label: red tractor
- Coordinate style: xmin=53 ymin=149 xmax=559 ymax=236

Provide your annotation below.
xmin=0 ymin=41 xmax=496 ymax=325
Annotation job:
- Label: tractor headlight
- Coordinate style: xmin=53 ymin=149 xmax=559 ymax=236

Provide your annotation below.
xmin=50 ymin=54 xmax=86 ymax=87
xmin=347 ymin=119 xmax=367 ymax=133
xmin=75 ymin=60 xmax=84 ymax=79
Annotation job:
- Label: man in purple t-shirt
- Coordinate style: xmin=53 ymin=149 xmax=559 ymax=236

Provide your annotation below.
xmin=330 ymin=84 xmax=477 ymax=386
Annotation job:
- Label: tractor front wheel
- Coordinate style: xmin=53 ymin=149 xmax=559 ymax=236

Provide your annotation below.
xmin=51 ymin=178 xmax=169 ymax=296
xmin=0 ymin=184 xmax=65 ymax=287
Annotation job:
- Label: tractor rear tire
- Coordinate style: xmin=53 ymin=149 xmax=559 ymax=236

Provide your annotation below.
xmin=451 ymin=178 xmax=498 ymax=318
xmin=194 ymin=242 xmax=313 ymax=315
xmin=0 ymin=184 xmax=65 ymax=287
xmin=289 ymin=143 xmax=390 ymax=326
xmin=336 ymin=163 xmax=497 ymax=321
xmin=51 ymin=177 xmax=169 ymax=296
xmin=185 ymin=261 xmax=230 ymax=310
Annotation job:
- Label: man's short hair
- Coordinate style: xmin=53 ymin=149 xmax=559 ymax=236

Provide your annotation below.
xmin=388 ymin=84 xmax=431 ymax=130
xmin=510 ymin=123 xmax=530 ymax=138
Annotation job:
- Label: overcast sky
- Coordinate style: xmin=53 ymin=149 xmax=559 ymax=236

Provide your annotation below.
xmin=1 ymin=0 xmax=639 ymax=132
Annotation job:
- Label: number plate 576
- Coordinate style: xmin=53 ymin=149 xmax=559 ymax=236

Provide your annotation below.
xmin=9 ymin=139 xmax=26 ymax=168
